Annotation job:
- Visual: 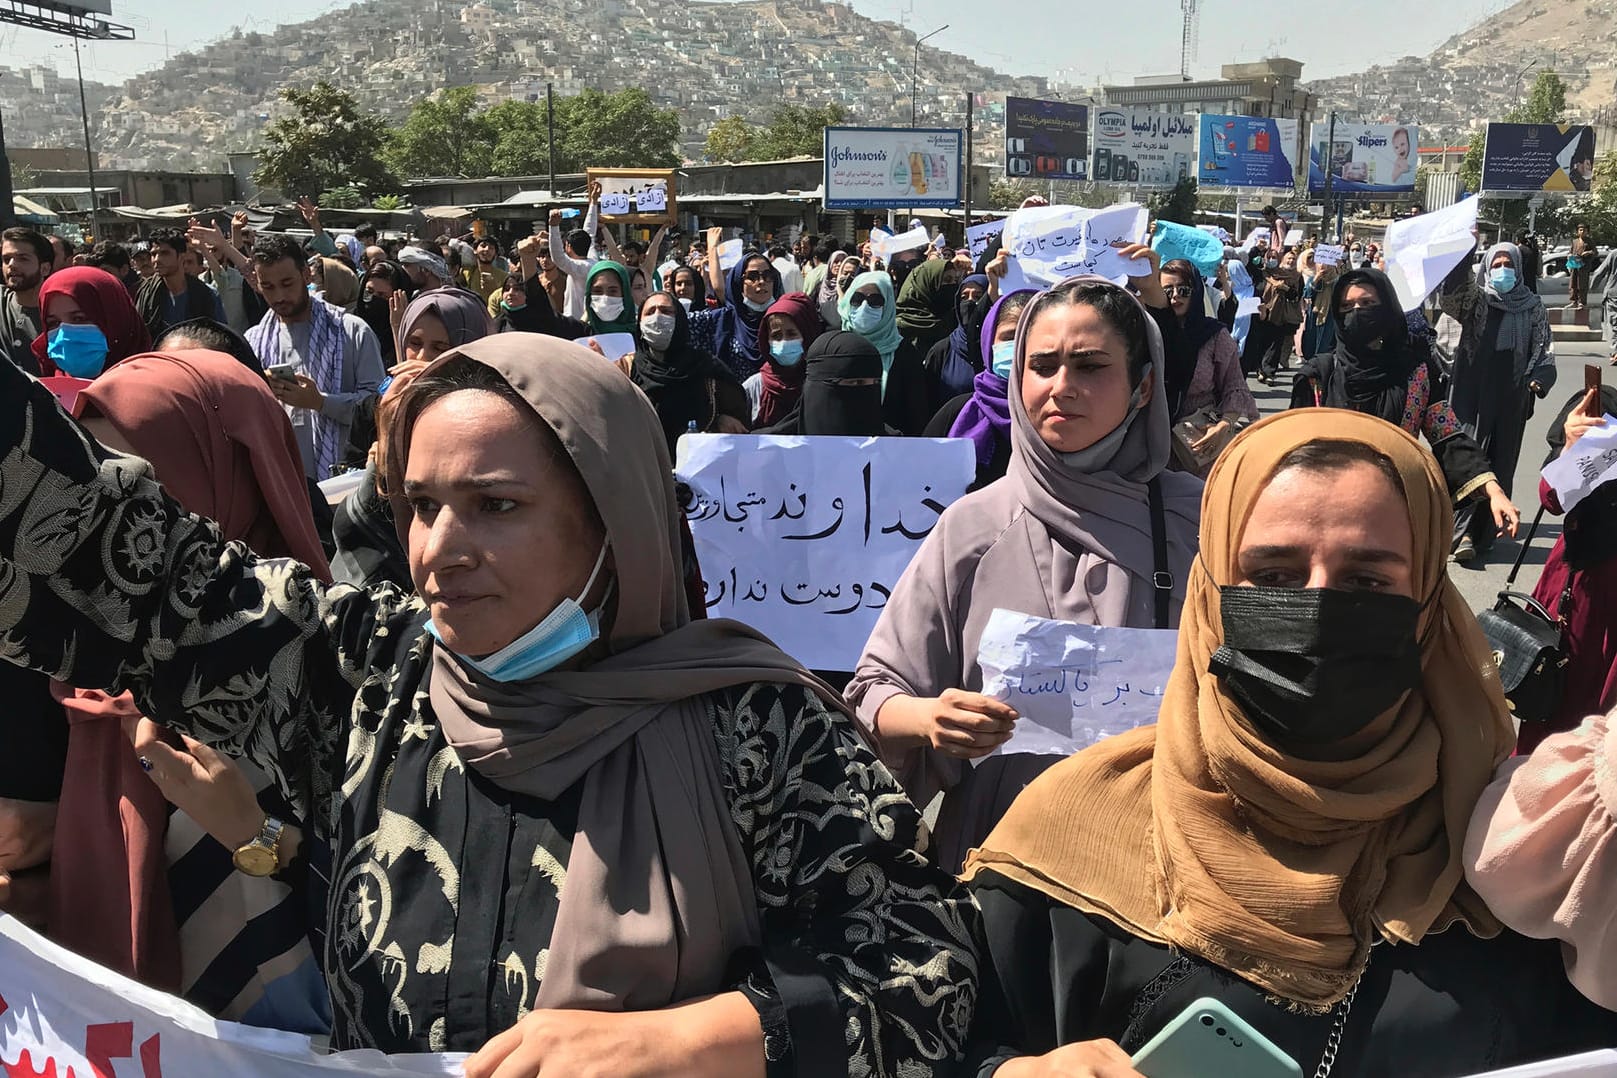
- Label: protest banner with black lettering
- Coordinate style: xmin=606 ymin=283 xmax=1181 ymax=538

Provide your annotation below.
xmin=1542 ymin=415 xmax=1617 ymax=514
xmin=1001 ymin=202 xmax=1149 ymax=288
xmin=674 ymin=435 xmax=974 ymax=671
xmin=0 ymin=914 xmax=464 ymax=1077
xmin=975 ymin=608 xmax=1178 ymax=758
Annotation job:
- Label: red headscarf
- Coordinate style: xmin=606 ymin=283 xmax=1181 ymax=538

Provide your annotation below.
xmin=50 ymin=349 xmax=332 ymax=992
xmin=753 ymin=292 xmax=825 ymax=430
xmin=31 ymin=266 xmax=153 ymax=374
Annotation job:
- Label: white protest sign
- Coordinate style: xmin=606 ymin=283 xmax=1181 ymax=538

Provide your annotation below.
xmin=675 ymin=434 xmax=974 ymax=671
xmin=635 ymin=184 xmax=667 ymax=213
xmin=1241 ymin=226 xmax=1271 ymax=251
xmin=966 ymin=220 xmax=1005 ymax=262
xmin=0 ymin=914 xmax=464 ymax=1077
xmin=317 ymin=468 xmax=366 ymax=506
xmin=1384 ymin=195 xmax=1481 ymax=312
xmin=1002 ymin=202 xmax=1149 ymax=287
xmin=716 ymin=238 xmax=744 ymax=271
xmin=599 ymin=191 xmax=632 ymax=216
xmin=976 ymin=608 xmax=1178 ymax=759
xmin=870 ymin=224 xmax=931 ymax=262
xmin=1464 ymin=1050 xmax=1617 ymax=1077
xmin=1542 ymin=415 xmax=1617 ymax=513
xmin=1197 ymin=223 xmax=1232 ymax=243
xmin=1314 ymin=243 xmax=1345 ymax=266
xmin=582 ymin=332 xmax=636 ymax=360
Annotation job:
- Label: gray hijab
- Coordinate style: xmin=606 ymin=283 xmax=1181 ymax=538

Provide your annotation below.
xmin=398 ymin=288 xmax=493 ymax=353
xmin=391 ymin=333 xmax=848 ymax=1010
xmin=1476 ymin=242 xmax=1541 ymax=362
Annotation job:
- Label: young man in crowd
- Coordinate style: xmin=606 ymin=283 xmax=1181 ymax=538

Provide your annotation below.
xmin=246 ymin=234 xmax=385 ymax=481
xmin=89 ymin=241 xmax=141 ymax=297
xmin=460 ymin=235 xmax=509 ymax=307
xmin=0 ymin=227 xmax=52 ymax=375
xmin=135 ymin=227 xmax=226 ymax=339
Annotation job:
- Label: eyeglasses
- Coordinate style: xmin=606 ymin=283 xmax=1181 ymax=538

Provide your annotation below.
xmin=742 ymin=270 xmax=771 ymax=283
xmin=1164 ymin=284 xmax=1195 ymax=299
xmin=848 ymin=292 xmax=885 ymax=309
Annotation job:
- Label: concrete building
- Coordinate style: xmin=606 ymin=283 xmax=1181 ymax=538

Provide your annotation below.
xmin=25 ymin=169 xmax=237 ymax=209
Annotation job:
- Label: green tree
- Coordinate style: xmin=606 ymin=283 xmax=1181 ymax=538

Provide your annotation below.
xmin=1148 ymin=176 xmax=1198 ymax=226
xmin=318 ymin=185 xmax=365 ymax=209
xmin=553 ymin=88 xmax=680 ymax=170
xmin=254 ymin=81 xmax=397 ymax=198
xmin=371 ymin=194 xmax=409 ymax=211
xmin=754 ymin=104 xmax=847 ymax=159
xmin=388 ymin=86 xmax=496 ymax=178
xmin=704 ymin=116 xmax=757 ymax=164
xmin=482 ymin=99 xmax=552 ymax=176
xmin=988 ymin=178 xmax=1044 ymax=210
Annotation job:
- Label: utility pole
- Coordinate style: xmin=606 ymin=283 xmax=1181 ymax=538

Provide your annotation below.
xmin=911 ymin=24 xmax=947 ymax=127
xmin=1320 ymin=110 xmax=1336 ymax=241
xmin=546 ymin=82 xmax=556 ymax=196
xmin=0 ymin=107 xmax=14 ymax=230
xmin=72 ymin=32 xmax=99 ymax=239
xmin=963 ymin=91 xmax=974 ymax=230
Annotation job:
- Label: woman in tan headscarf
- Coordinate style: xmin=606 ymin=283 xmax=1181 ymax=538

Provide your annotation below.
xmin=313 ymin=256 xmax=359 ymax=312
xmin=0 ymin=331 xmax=978 ymax=1075
xmin=960 ymin=409 xmax=1617 ymax=1078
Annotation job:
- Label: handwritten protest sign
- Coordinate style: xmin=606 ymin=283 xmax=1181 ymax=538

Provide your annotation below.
xmin=1385 ymin=195 xmax=1480 ymax=312
xmin=965 ymin=219 xmax=1006 ymax=262
xmin=716 ymin=238 xmax=744 ymax=271
xmin=634 ymin=184 xmax=667 ymax=213
xmin=1002 ymin=202 xmax=1149 ymax=287
xmin=675 ymin=434 xmax=973 ymax=671
xmin=599 ymin=191 xmax=632 ymax=216
xmin=976 ymin=608 xmax=1178 ymax=759
xmin=870 ymin=224 xmax=931 ymax=262
xmin=1542 ymin=415 xmax=1617 ymax=513
xmin=0 ymin=914 xmax=464 ymax=1077
xmin=1240 ymin=226 xmax=1270 ymax=250
xmin=1313 ymin=243 xmax=1345 ymax=267
xmin=1151 ymin=219 xmax=1225 ymax=278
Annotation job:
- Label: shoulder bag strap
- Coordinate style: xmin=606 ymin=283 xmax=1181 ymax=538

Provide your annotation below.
xmin=1503 ymin=505 xmax=1548 ymax=588
xmin=1148 ymin=476 xmax=1172 ymax=631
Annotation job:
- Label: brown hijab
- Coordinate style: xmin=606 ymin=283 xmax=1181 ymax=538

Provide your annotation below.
xmin=386 ymin=332 xmax=850 ymax=1010
xmin=964 ymin=408 xmax=1514 ymax=1009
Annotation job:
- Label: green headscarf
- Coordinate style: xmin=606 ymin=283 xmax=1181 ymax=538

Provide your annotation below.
xmin=584 ymin=260 xmax=638 ymax=335
xmin=894 ymin=257 xmax=959 ymax=350
xmin=837 ymin=270 xmax=902 ymax=393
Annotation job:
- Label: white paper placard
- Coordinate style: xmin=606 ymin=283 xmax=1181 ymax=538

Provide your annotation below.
xmin=716 ymin=238 xmax=744 ymax=271
xmin=1384 ymin=195 xmax=1481 ymax=312
xmin=1313 ymin=243 xmax=1345 ymax=266
xmin=1542 ymin=415 xmax=1617 ymax=513
xmin=1002 ymin=203 xmax=1149 ymax=287
xmin=675 ymin=434 xmax=973 ymax=671
xmin=976 ymin=608 xmax=1179 ymax=759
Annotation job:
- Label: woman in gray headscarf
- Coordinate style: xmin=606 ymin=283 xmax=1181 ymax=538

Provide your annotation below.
xmin=1439 ymin=241 xmax=1555 ymax=563
xmin=0 ymin=331 xmax=979 ymax=1074
xmin=845 ymin=276 xmax=1203 ymax=873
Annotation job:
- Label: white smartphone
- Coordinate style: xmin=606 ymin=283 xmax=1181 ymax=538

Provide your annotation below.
xmin=265 ymin=363 xmax=299 ymax=381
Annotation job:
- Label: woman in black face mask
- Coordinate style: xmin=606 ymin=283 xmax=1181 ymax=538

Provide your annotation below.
xmin=1289 ymin=267 xmax=1519 ymax=558
xmin=960 ymin=410 xmax=1617 ymax=1078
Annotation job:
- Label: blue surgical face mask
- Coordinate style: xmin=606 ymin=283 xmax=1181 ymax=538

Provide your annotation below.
xmin=501 ymin=298 xmax=527 ymax=312
xmin=47 ymin=323 xmax=110 ymax=379
xmin=770 ymin=338 xmax=805 ymax=366
xmin=1489 ymin=267 xmax=1518 ymax=293
xmin=991 ymin=339 xmax=1016 ymax=380
xmin=848 ymin=304 xmax=884 ymax=335
xmin=427 ymin=543 xmax=612 ymax=682
xmin=742 ymin=296 xmax=772 ymax=313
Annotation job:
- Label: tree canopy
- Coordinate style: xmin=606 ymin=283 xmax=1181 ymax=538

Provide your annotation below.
xmin=255 ymin=81 xmax=397 ymax=198
xmin=702 ymin=104 xmax=848 ymax=163
xmin=387 ymin=86 xmax=679 ymax=179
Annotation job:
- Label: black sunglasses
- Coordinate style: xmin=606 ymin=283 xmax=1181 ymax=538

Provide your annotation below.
xmin=1164 ymin=284 xmax=1195 ymax=299
xmin=741 ymin=270 xmax=771 ymax=283
xmin=848 ymin=292 xmax=885 ymax=309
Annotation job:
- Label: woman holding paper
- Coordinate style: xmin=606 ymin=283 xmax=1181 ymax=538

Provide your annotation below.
xmin=1439 ymin=242 xmax=1553 ymax=564
xmin=0 ymin=332 xmax=980 ymax=1072
xmin=847 ymin=276 xmax=1202 ymax=873
xmin=962 ymin=410 xmax=1617 ymax=1078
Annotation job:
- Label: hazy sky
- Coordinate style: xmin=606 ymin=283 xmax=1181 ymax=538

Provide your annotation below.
xmin=4 ymin=0 xmax=1514 ymax=87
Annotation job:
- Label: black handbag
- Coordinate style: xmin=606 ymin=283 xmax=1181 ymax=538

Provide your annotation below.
xmin=1475 ymin=507 xmax=1571 ymax=723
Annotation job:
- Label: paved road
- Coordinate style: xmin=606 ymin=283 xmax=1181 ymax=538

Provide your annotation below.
xmin=1248 ymin=304 xmax=1613 ymax=616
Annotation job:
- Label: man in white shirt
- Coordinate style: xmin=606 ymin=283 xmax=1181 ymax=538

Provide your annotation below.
xmin=547 ymin=188 xmax=602 ymax=320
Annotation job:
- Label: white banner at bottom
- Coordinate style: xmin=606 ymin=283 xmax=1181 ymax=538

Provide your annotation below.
xmin=0 ymin=914 xmax=463 ymax=1077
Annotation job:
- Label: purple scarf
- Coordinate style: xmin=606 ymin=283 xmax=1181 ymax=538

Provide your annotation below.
xmin=948 ymin=291 xmax=1031 ymax=469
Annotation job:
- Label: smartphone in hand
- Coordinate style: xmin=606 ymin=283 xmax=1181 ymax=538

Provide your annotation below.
xmin=265 ymin=363 xmax=299 ymax=382
xmin=1132 ymin=998 xmax=1302 ymax=1078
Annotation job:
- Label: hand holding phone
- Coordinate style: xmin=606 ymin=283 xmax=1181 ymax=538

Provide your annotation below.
xmin=265 ymin=362 xmax=299 ymax=382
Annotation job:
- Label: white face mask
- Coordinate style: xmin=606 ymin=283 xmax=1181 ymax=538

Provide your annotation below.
xmin=640 ymin=312 xmax=676 ymax=349
xmin=677 ymin=296 xmax=693 ymax=311
xmin=590 ymin=294 xmax=624 ymax=322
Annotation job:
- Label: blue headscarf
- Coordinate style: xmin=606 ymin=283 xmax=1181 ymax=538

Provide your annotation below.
xmin=712 ymin=254 xmax=782 ymax=375
xmin=837 ymin=270 xmax=902 ymax=392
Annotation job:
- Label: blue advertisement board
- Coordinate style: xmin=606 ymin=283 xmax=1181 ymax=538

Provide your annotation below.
xmin=1482 ymin=123 xmax=1598 ymax=192
xmin=823 ymin=127 xmax=963 ymax=209
xmin=1196 ymin=115 xmax=1299 ymax=189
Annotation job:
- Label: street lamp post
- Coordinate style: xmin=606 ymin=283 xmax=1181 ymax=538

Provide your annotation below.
xmin=911 ymin=24 xmax=948 ymax=128
xmin=1513 ymin=60 xmax=1538 ymax=100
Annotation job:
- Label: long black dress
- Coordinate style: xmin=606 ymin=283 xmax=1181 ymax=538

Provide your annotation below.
xmin=965 ymin=873 xmax=1617 ymax=1078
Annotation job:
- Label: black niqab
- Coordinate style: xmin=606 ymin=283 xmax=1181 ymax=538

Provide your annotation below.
xmin=760 ymin=330 xmax=888 ymax=437
xmin=1308 ymin=267 xmax=1421 ymax=420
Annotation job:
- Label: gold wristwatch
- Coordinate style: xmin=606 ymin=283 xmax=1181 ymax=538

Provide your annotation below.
xmin=232 ymin=815 xmax=286 ymax=877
